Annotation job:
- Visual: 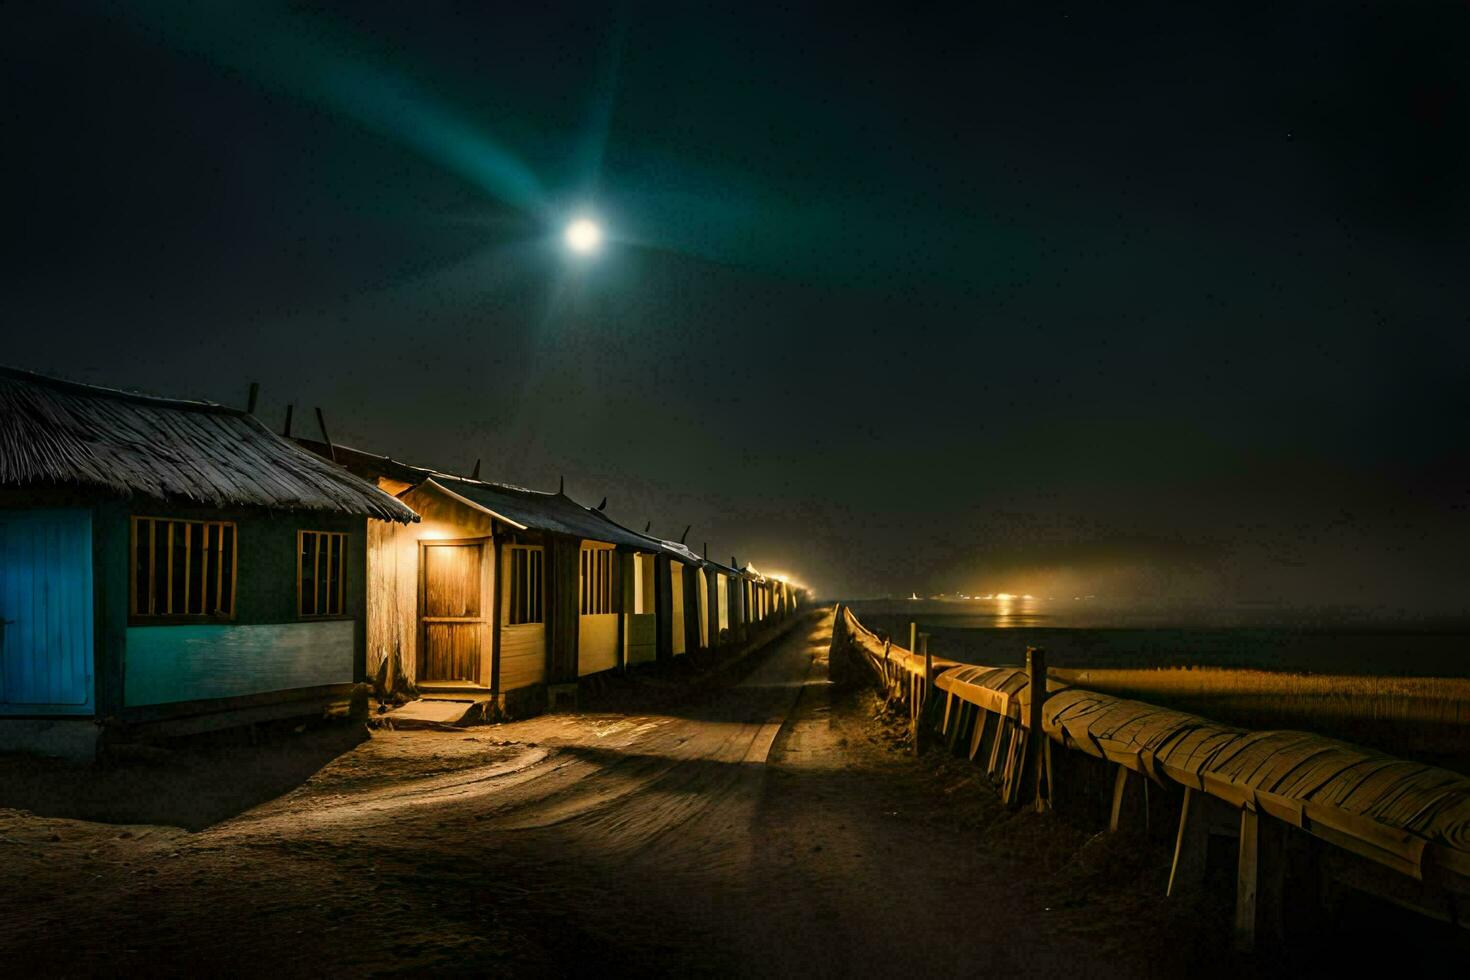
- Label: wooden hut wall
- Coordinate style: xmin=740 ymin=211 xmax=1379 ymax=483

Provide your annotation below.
xmin=546 ymin=536 xmax=581 ymax=683
xmin=715 ymin=572 xmax=730 ymax=637
xmin=497 ymin=533 xmax=547 ymax=692
xmin=368 ymin=483 xmax=494 ymax=687
xmin=577 ymin=541 xmax=620 ymax=676
xmin=670 ymin=564 xmax=685 ymax=655
xmin=623 ymin=551 xmax=656 ymax=666
xmin=730 ymin=575 xmax=745 ymax=636
xmin=680 ymin=564 xmax=700 ymax=654
xmin=655 ymin=555 xmax=675 ymax=661
xmin=366 ymin=518 xmax=413 ymax=686
xmin=694 ymin=567 xmax=710 ymax=649
xmin=96 ymin=500 xmax=368 ymax=712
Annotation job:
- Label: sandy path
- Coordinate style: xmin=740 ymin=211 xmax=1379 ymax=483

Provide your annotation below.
xmin=0 ymin=610 xmax=1215 ymax=977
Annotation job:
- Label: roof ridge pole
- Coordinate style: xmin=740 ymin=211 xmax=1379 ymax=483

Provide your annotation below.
xmin=680 ymin=525 xmax=691 ymax=544
xmin=246 ymin=382 xmax=260 ymax=414
xmin=470 ymin=459 xmax=481 ymax=479
xmin=644 ymin=521 xmax=652 ymax=533
xmin=283 ymin=403 xmax=294 ymax=437
xmin=315 ymin=406 xmax=337 ymax=464
xmin=559 ymin=475 xmax=565 ymax=494
xmin=703 ymin=542 xmax=708 ymax=559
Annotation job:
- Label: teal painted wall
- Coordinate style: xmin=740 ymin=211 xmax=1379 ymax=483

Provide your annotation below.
xmin=91 ymin=502 xmax=368 ymax=713
xmin=124 ymin=620 xmax=354 ymax=706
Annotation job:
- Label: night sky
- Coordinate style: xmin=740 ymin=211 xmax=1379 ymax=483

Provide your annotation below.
xmin=4 ymin=3 xmax=1467 ymax=612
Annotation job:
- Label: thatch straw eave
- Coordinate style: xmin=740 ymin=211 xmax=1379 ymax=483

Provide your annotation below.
xmin=0 ymin=367 xmax=418 ymax=523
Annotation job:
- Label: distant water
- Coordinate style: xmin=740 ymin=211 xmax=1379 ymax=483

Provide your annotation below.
xmin=842 ymin=598 xmax=1470 ymax=677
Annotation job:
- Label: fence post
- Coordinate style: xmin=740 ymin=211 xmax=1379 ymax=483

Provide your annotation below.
xmin=913 ymin=634 xmax=934 ymax=756
xmin=1025 ymin=646 xmax=1049 ymax=812
xmin=828 ymin=604 xmax=846 ymax=684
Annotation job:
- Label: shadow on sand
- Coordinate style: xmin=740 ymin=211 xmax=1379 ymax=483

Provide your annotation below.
xmin=0 ymin=718 xmax=369 ymax=830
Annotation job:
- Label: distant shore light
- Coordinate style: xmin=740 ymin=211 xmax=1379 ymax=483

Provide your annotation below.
xmin=564 ymin=217 xmax=602 ymax=254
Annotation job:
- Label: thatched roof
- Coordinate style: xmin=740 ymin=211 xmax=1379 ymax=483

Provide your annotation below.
xmin=432 ymin=476 xmax=681 ymax=553
xmin=0 ymin=367 xmax=417 ymax=523
xmin=292 ymin=439 xmax=697 ymax=557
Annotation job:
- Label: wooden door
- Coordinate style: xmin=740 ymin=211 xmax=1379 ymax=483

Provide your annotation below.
xmin=419 ymin=540 xmax=485 ymax=683
xmin=0 ymin=509 xmax=94 ymax=713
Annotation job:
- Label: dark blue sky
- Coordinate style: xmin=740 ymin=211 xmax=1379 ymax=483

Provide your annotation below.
xmin=4 ymin=2 xmax=1467 ymax=609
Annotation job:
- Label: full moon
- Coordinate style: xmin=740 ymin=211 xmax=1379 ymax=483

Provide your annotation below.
xmin=564 ymin=217 xmax=602 ymax=254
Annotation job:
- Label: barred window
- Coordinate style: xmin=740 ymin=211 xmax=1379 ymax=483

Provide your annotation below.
xmin=507 ymin=546 xmax=544 ymax=625
xmin=299 ymin=531 xmax=347 ymax=617
xmin=579 ymin=545 xmax=614 ymax=615
xmin=131 ymin=517 xmax=236 ymax=619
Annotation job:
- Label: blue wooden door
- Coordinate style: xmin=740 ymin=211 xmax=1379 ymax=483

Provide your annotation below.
xmin=0 ymin=509 xmax=94 ymax=713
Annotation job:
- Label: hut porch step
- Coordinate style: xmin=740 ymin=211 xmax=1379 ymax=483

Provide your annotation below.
xmin=383 ymin=697 xmax=493 ymax=729
xmin=415 ymin=681 xmax=494 ymax=702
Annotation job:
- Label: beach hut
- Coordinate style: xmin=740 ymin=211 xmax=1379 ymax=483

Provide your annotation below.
xmin=634 ymin=534 xmax=708 ymax=659
xmin=292 ymin=442 xmax=691 ymax=708
xmin=698 ymin=555 xmax=744 ymax=647
xmin=0 ymin=368 xmax=417 ymax=759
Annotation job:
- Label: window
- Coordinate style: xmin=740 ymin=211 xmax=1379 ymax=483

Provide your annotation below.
xmin=507 ymin=546 xmax=544 ymax=625
xmin=131 ymin=517 xmax=236 ymax=619
xmin=299 ymin=530 xmax=347 ymax=617
xmin=579 ymin=545 xmax=614 ymax=615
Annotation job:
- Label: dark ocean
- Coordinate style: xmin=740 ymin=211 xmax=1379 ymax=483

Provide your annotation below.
xmin=841 ymin=598 xmax=1470 ymax=677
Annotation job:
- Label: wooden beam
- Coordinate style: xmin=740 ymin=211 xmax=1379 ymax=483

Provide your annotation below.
xmin=490 ymin=538 xmax=503 ymax=693
xmin=915 ymin=634 xmax=933 ymax=756
xmin=313 ymin=532 xmax=322 ymax=617
xmin=128 ymin=517 xmax=138 ymax=616
xmin=1025 ymin=646 xmax=1049 ymax=812
xmin=165 ymin=521 xmax=174 ymax=615
xmin=1168 ymin=787 xmax=1209 ymax=897
xmin=1235 ymin=806 xmax=1286 ymax=950
xmin=315 ymin=407 xmax=337 ymax=463
xmin=229 ymin=523 xmax=237 ymax=618
xmin=147 ymin=519 xmax=155 ymax=615
xmin=338 ymin=533 xmax=346 ymax=616
xmin=246 ymin=381 xmax=259 ymax=414
xmin=1110 ymin=765 xmax=1132 ymax=833
xmin=969 ymin=708 xmax=989 ymax=761
xmin=1236 ymin=808 xmax=1260 ymax=951
xmin=987 ymin=719 xmax=1008 ymax=780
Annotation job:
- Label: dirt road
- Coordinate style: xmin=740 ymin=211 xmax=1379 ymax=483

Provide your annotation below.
xmin=0 ymin=611 xmax=1245 ymax=976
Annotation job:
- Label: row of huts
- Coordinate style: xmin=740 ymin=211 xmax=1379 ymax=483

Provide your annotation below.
xmin=0 ymin=367 xmax=803 ymax=758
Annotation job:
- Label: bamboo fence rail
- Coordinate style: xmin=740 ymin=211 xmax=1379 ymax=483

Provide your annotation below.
xmin=833 ymin=604 xmax=1470 ymax=946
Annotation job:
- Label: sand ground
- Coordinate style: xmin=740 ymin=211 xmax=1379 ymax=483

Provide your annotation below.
xmin=0 ymin=610 xmax=1454 ymax=976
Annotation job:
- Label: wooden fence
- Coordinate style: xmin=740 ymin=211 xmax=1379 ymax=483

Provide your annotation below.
xmin=832 ymin=604 xmax=1470 ymax=948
